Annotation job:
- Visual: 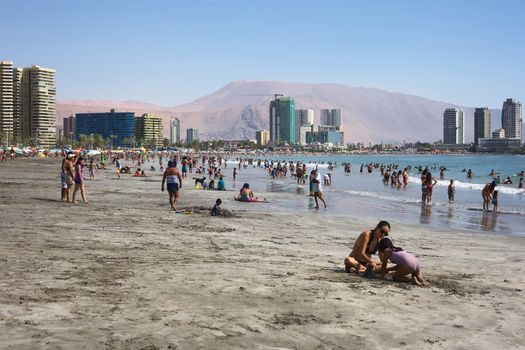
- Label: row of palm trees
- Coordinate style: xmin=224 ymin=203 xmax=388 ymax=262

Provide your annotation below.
xmin=56 ymin=134 xmax=175 ymax=150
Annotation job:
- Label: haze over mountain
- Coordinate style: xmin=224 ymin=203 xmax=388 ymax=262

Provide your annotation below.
xmin=57 ymin=80 xmax=507 ymax=144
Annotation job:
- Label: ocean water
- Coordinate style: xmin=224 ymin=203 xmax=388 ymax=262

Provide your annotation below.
xmin=225 ymin=154 xmax=525 ymax=236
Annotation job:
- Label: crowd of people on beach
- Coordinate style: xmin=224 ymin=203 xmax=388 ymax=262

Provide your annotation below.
xmin=1 ymin=147 xmax=513 ymax=215
xmin=5 ymin=148 xmax=525 ymax=288
xmin=56 ymin=151 xmax=430 ymax=286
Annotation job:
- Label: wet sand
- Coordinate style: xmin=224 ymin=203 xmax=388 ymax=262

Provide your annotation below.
xmin=0 ymin=158 xmax=524 ymax=349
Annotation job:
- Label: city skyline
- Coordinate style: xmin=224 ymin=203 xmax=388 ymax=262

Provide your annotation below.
xmin=1 ymin=0 xmax=524 ymax=108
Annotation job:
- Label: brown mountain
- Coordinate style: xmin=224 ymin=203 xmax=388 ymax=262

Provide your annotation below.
xmin=57 ymin=80 xmax=502 ymax=144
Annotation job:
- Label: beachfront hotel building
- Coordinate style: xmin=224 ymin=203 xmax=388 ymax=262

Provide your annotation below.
xmin=75 ymin=109 xmax=135 ymax=147
xmin=0 ymin=61 xmax=14 ymax=145
xmin=501 ymin=98 xmax=522 ymax=141
xmin=269 ymin=95 xmax=295 ymax=145
xmin=443 ymin=108 xmax=464 ymax=145
xmin=135 ymin=114 xmax=163 ymax=148
xmin=320 ymin=108 xmax=342 ymax=130
xmin=478 ymin=128 xmax=521 ymax=152
xmin=170 ymin=117 xmax=181 ymax=144
xmin=186 ymin=128 xmax=199 ymax=143
xmin=255 ymin=129 xmax=270 ymax=146
xmin=474 ymin=107 xmax=491 ymax=145
xmin=306 ymin=129 xmax=345 ymax=146
xmin=295 ymin=109 xmax=314 ymax=145
xmin=21 ymin=65 xmax=56 ymax=148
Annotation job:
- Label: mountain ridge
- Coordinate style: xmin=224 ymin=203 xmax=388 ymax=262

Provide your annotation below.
xmin=57 ymin=80 xmax=507 ymax=144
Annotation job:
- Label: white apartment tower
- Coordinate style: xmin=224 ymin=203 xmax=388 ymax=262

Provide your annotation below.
xmin=295 ymin=109 xmax=314 ymax=144
xmin=443 ymin=108 xmax=464 ymax=145
xmin=21 ymin=65 xmax=56 ymax=147
xmin=170 ymin=117 xmax=181 ymax=144
xmin=501 ymin=98 xmax=522 ymax=140
xmin=0 ymin=61 xmax=14 ymax=144
xmin=320 ymin=108 xmax=342 ymax=130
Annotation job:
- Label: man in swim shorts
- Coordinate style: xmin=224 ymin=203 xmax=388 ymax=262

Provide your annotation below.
xmin=162 ymin=161 xmax=183 ymax=211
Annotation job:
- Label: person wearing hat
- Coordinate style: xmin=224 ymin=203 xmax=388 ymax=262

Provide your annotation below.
xmin=61 ymin=153 xmax=76 ymax=202
xmin=481 ymin=181 xmax=497 ymax=211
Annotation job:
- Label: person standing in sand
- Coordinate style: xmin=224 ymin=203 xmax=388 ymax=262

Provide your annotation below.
xmin=88 ymin=159 xmax=96 ymax=179
xmin=162 ymin=161 xmax=183 ymax=211
xmin=72 ymin=157 xmax=88 ymax=204
xmin=344 ymin=220 xmax=391 ymax=273
xmin=482 ymin=181 xmax=497 ymax=211
xmin=61 ymin=153 xmax=73 ymax=202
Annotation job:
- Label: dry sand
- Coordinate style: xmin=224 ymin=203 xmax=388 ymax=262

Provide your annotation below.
xmin=0 ymin=158 xmax=524 ymax=349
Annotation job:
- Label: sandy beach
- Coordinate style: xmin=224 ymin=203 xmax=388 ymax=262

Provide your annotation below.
xmin=0 ymin=157 xmax=524 ymax=349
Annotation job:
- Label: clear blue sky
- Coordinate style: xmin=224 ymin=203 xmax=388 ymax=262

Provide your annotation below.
xmin=2 ymin=0 xmax=523 ymax=107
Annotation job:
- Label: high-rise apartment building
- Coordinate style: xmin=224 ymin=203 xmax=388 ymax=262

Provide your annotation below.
xmin=320 ymin=108 xmax=342 ymax=130
xmin=295 ymin=109 xmax=314 ymax=144
xmin=135 ymin=114 xmax=163 ymax=148
xmin=63 ymin=115 xmax=77 ymax=143
xmin=501 ymin=98 xmax=522 ymax=140
xmin=13 ymin=68 xmax=23 ymax=142
xmin=75 ymin=110 xmax=135 ymax=147
xmin=269 ymin=95 xmax=295 ymax=145
xmin=474 ymin=107 xmax=491 ymax=145
xmin=0 ymin=61 xmax=14 ymax=144
xmin=186 ymin=128 xmax=199 ymax=143
xmin=170 ymin=117 xmax=181 ymax=144
xmin=21 ymin=65 xmax=56 ymax=147
xmin=255 ymin=130 xmax=270 ymax=146
xmin=0 ymin=61 xmax=56 ymax=147
xmin=443 ymin=108 xmax=464 ymax=145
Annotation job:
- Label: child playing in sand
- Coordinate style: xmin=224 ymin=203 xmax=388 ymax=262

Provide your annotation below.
xmin=211 ymin=198 xmax=223 ymax=216
xmin=377 ymin=238 xmax=425 ymax=286
xmin=448 ymin=179 xmax=455 ymax=202
xmin=492 ymin=190 xmax=499 ymax=212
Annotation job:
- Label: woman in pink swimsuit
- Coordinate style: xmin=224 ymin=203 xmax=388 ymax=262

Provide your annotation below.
xmin=377 ymin=238 xmax=425 ymax=286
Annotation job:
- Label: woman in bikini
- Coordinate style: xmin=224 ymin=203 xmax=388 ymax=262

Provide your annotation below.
xmin=344 ymin=221 xmax=391 ymax=273
xmin=423 ymin=172 xmax=438 ymax=204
